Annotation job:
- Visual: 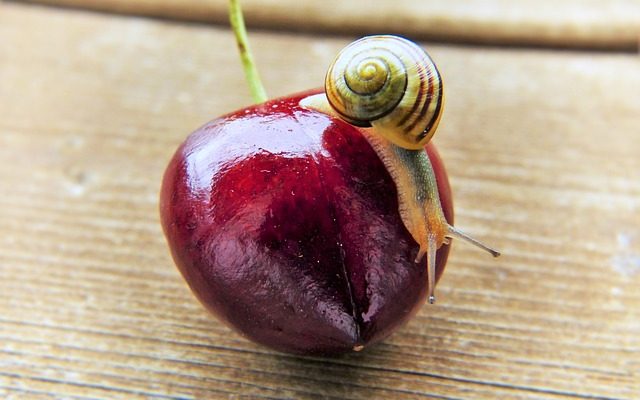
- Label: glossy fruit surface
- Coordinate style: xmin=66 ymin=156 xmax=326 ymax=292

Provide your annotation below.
xmin=160 ymin=90 xmax=453 ymax=355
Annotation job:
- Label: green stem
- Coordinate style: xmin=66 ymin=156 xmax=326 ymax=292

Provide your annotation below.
xmin=229 ymin=0 xmax=268 ymax=104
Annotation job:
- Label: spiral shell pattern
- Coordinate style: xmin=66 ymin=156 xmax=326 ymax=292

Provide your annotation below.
xmin=325 ymin=35 xmax=444 ymax=150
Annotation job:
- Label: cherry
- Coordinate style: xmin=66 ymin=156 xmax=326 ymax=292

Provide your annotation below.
xmin=154 ymin=0 xmax=497 ymax=355
xmin=160 ymin=89 xmax=452 ymax=355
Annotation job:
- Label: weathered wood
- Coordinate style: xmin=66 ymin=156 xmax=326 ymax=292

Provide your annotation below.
xmin=1 ymin=2 xmax=639 ymax=399
xmin=16 ymin=0 xmax=640 ymax=50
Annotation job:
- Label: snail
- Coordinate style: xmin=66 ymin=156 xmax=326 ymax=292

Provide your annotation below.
xmin=301 ymin=35 xmax=499 ymax=304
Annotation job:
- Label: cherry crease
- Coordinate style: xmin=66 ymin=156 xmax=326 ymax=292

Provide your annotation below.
xmin=160 ymin=89 xmax=453 ymax=355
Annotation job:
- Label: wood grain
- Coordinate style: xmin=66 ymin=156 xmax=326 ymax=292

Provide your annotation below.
xmin=1 ymin=2 xmax=639 ymax=399
xmin=15 ymin=0 xmax=640 ymax=50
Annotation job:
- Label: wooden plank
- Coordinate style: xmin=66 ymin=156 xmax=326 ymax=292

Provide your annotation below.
xmin=1 ymin=2 xmax=639 ymax=399
xmin=15 ymin=0 xmax=640 ymax=50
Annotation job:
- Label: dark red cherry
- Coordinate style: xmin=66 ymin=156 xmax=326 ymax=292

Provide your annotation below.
xmin=160 ymin=90 xmax=453 ymax=355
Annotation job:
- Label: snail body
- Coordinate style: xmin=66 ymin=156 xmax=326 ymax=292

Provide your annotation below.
xmin=301 ymin=35 xmax=498 ymax=303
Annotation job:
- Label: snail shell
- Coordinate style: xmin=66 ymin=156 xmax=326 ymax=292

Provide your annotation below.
xmin=325 ymin=35 xmax=444 ymax=150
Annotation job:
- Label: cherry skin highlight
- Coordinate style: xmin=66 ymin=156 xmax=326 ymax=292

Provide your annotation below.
xmin=160 ymin=90 xmax=453 ymax=356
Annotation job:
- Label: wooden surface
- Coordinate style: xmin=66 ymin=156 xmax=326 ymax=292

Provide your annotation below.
xmin=1 ymin=1 xmax=640 ymax=399
xmin=18 ymin=0 xmax=640 ymax=50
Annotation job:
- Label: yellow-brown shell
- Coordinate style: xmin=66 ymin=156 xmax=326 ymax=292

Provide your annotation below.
xmin=325 ymin=35 xmax=444 ymax=150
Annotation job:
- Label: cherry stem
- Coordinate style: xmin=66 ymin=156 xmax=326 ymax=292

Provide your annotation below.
xmin=229 ymin=0 xmax=268 ymax=104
